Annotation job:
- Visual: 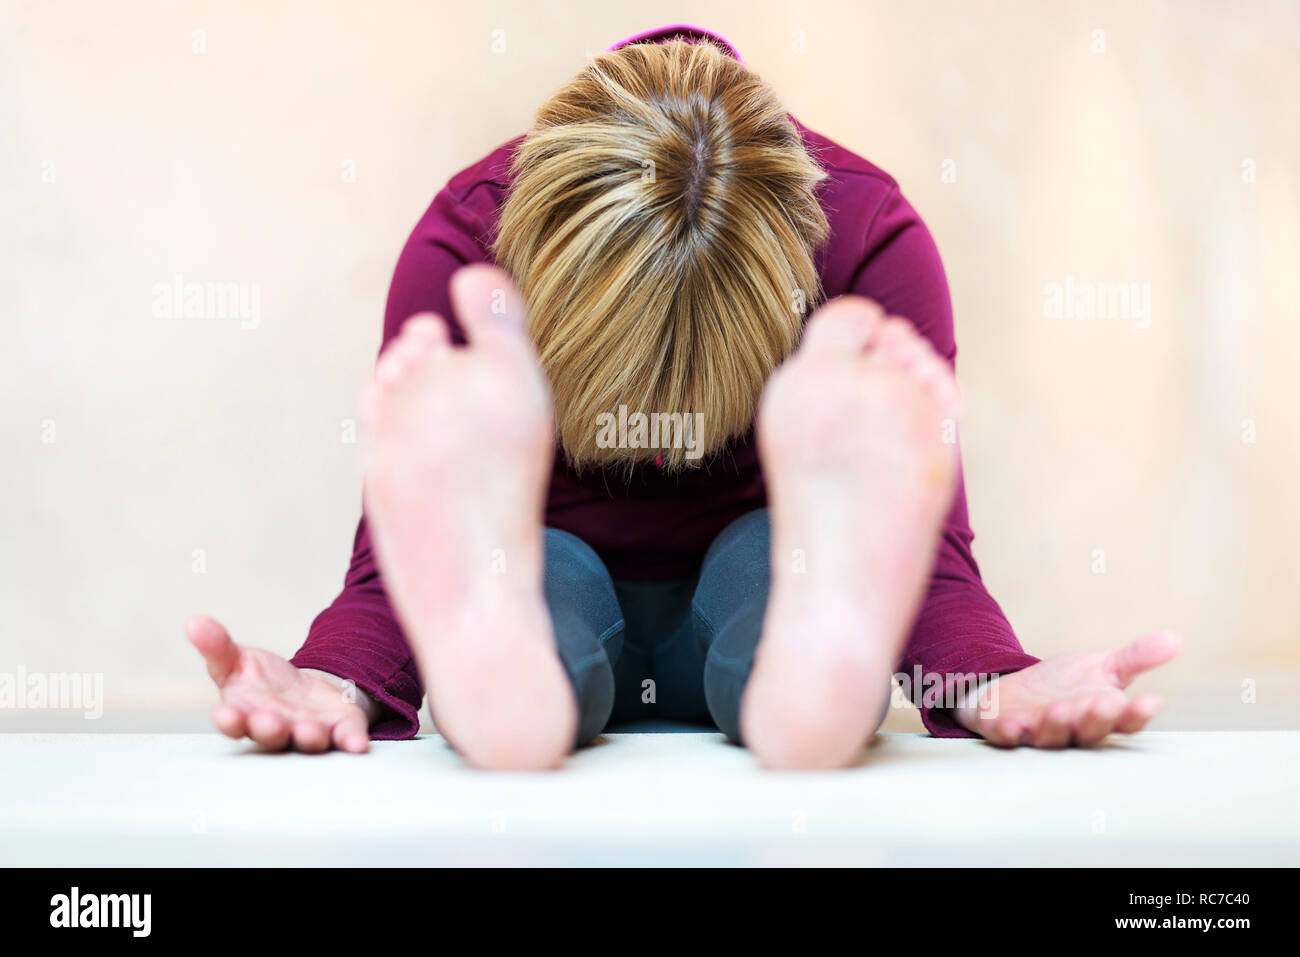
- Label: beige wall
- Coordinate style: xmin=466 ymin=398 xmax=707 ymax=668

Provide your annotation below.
xmin=2 ymin=1 xmax=1296 ymax=727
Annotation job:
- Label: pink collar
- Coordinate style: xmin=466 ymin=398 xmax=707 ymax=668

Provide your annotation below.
xmin=608 ymin=24 xmax=743 ymax=63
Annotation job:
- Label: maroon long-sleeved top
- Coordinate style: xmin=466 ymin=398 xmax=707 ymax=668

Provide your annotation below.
xmin=290 ymin=24 xmax=1040 ymax=738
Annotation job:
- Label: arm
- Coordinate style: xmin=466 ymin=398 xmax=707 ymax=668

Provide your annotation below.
xmin=288 ymin=518 xmax=424 ymax=738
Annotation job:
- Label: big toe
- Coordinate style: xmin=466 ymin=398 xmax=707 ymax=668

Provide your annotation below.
xmin=450 ymin=264 xmax=533 ymax=353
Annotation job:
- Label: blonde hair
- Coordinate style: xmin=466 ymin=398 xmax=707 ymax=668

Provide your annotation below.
xmin=494 ymin=39 xmax=829 ymax=470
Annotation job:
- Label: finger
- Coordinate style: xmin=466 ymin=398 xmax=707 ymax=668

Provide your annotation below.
xmin=246 ymin=709 xmax=292 ymax=751
xmin=799 ymin=296 xmax=884 ymax=356
xmin=331 ymin=713 xmax=371 ymax=754
xmin=1073 ymin=692 xmax=1128 ymax=747
xmin=186 ymin=615 xmax=240 ymax=686
xmin=450 ymin=264 xmax=529 ymax=348
xmin=1058 ymin=695 xmax=1098 ymax=745
xmin=986 ymin=715 xmax=1027 ymax=748
xmin=1106 ymin=631 xmax=1182 ymax=687
xmin=211 ymin=703 xmax=247 ymax=739
xmin=1115 ymin=694 xmax=1164 ymax=734
xmin=291 ymin=719 xmax=331 ymax=754
xmin=1032 ymin=700 xmax=1073 ymax=749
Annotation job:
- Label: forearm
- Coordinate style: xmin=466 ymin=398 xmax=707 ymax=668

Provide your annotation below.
xmin=900 ymin=530 xmax=1039 ymax=737
xmin=290 ymin=606 xmax=423 ymax=739
xmin=290 ymin=517 xmax=425 ymax=739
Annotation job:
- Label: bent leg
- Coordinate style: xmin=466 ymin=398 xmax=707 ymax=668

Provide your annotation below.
xmin=543 ymin=528 xmax=624 ymax=747
xmin=694 ymin=509 xmax=774 ymax=743
xmin=697 ymin=509 xmax=894 ymax=751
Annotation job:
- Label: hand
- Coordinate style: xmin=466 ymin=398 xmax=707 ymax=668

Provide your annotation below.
xmin=186 ymin=614 xmax=375 ymax=753
xmin=953 ymin=631 xmax=1182 ymax=748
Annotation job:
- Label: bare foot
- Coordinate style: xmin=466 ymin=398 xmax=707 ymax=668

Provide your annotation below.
xmin=742 ymin=297 xmax=962 ymax=769
xmin=358 ymin=265 xmax=576 ymax=770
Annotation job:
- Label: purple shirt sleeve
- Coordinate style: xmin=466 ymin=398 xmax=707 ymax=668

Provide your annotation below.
xmin=288 ymin=184 xmax=492 ymax=738
xmin=290 ymin=518 xmax=421 ymax=739
xmin=847 ymin=184 xmax=1040 ymax=735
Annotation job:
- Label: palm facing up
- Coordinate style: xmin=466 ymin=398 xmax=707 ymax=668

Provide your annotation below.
xmin=954 ymin=631 xmax=1182 ymax=748
xmin=187 ymin=614 xmax=372 ymax=753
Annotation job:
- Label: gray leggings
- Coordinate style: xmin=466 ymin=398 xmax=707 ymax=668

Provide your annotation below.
xmin=544 ymin=509 xmax=797 ymax=747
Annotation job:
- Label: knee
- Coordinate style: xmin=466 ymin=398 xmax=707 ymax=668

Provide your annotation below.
xmin=544 ymin=526 xmax=603 ymax=566
xmin=544 ymin=528 xmax=613 ymax=591
xmin=712 ymin=508 xmax=771 ymax=553
xmin=543 ymin=528 xmax=622 ymax=637
xmin=698 ymin=509 xmax=771 ymax=585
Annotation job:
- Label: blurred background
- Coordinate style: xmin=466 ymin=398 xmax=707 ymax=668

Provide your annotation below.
xmin=2 ymin=0 xmax=1296 ymax=732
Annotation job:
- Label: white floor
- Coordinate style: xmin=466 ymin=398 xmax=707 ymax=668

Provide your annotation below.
xmin=3 ymin=729 xmax=1297 ymax=866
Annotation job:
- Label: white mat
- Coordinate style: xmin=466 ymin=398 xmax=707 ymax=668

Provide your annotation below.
xmin=3 ymin=731 xmax=1296 ymax=866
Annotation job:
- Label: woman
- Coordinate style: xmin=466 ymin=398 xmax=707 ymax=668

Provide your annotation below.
xmin=186 ymin=25 xmax=1180 ymax=769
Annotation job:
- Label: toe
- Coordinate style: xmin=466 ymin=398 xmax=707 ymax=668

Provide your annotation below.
xmin=392 ymin=334 xmax=429 ymax=367
xmin=392 ymin=315 xmax=450 ymax=367
xmin=401 ymin=313 xmax=451 ymax=351
xmin=799 ymin=296 xmax=885 ymax=356
xmin=891 ymin=336 xmax=928 ymax=370
xmin=874 ymin=317 xmax=917 ymax=355
xmin=450 ymin=264 xmax=531 ymax=352
xmin=374 ymin=346 xmax=408 ymax=386
xmin=911 ymin=347 xmax=962 ymax=414
xmin=875 ymin=316 xmax=961 ymax=414
xmin=359 ymin=321 xmax=447 ymax=422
